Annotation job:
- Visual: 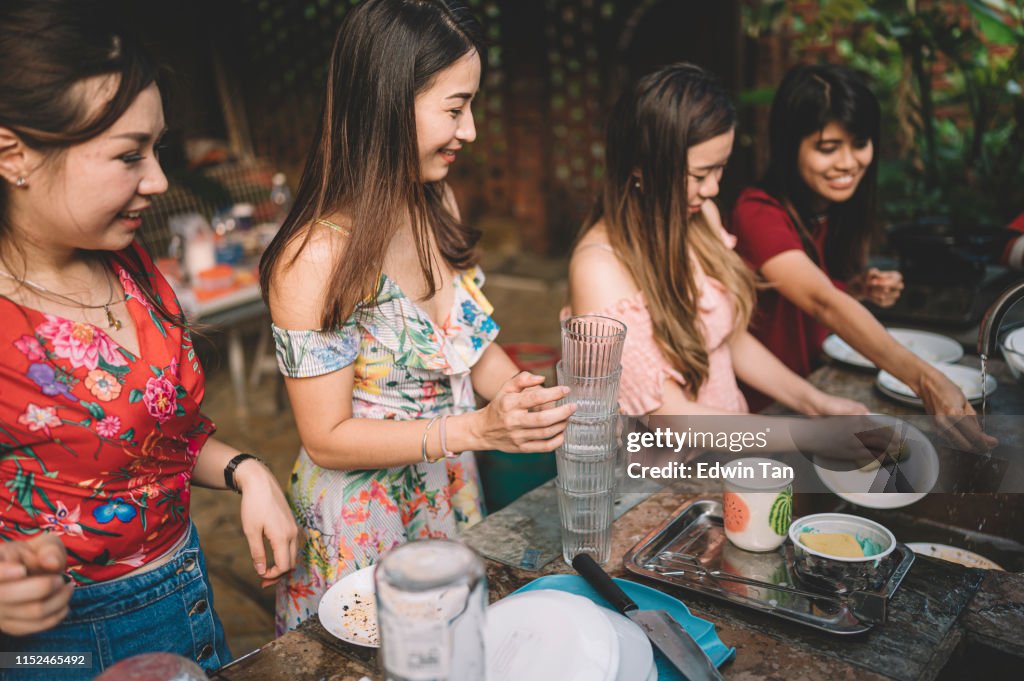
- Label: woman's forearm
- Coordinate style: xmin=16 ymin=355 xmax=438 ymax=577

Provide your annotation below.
xmin=192 ymin=437 xmax=289 ymax=494
xmin=301 ymin=412 xmax=485 ymax=470
xmin=730 ymin=332 xmax=820 ymax=413
xmin=191 ymin=437 xmax=246 ymax=490
xmin=811 ymin=288 xmax=932 ymax=394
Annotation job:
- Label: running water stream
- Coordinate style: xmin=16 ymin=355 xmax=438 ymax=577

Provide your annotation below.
xmin=980 ymin=354 xmax=989 ymax=432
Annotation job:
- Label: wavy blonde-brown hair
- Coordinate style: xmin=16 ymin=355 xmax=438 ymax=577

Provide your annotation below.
xmin=584 ymin=63 xmax=755 ymax=396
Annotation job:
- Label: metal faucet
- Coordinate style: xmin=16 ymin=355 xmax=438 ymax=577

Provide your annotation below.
xmin=977 ymin=279 xmax=1024 ymax=357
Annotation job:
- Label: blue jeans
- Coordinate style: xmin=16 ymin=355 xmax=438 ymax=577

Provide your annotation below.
xmin=0 ymin=522 xmax=231 ymax=680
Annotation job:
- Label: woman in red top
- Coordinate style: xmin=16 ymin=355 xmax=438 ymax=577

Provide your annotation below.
xmin=0 ymin=1 xmax=296 ymax=675
xmin=730 ymin=64 xmax=994 ymax=450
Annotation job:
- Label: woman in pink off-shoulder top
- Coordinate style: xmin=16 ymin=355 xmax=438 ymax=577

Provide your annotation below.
xmin=567 ymin=63 xmax=867 ymax=419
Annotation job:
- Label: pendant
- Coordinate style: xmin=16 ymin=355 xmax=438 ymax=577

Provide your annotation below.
xmin=104 ymin=305 xmax=123 ymax=331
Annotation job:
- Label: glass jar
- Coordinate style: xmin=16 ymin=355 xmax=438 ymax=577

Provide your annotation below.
xmin=375 ymin=539 xmax=487 ymax=681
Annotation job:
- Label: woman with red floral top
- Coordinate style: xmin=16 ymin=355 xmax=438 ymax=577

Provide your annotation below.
xmin=0 ymin=1 xmax=297 ymax=676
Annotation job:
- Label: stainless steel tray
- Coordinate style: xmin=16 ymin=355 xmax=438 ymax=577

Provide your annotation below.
xmin=623 ymin=499 xmax=915 ymax=635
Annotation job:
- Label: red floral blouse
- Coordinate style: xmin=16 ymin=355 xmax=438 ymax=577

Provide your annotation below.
xmin=0 ymin=242 xmax=215 ymax=584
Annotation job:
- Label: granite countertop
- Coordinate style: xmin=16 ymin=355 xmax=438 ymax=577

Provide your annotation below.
xmin=211 ymin=492 xmax=1024 ymax=681
xmin=211 ymin=360 xmax=1024 ymax=680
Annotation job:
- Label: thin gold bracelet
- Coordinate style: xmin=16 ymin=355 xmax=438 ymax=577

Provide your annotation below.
xmin=421 ymin=416 xmax=441 ymax=463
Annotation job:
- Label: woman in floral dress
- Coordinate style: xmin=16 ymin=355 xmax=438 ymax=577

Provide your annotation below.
xmin=0 ymin=1 xmax=296 ymax=675
xmin=261 ymin=0 xmax=575 ymax=633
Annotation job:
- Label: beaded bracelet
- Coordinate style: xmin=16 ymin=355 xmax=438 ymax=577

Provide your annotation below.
xmin=421 ymin=416 xmax=441 ymax=463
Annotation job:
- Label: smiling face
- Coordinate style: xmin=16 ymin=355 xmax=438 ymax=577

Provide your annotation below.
xmin=414 ymin=50 xmax=481 ymax=183
xmin=686 ymin=128 xmax=734 ymax=213
xmin=797 ymin=121 xmax=873 ymax=206
xmin=11 ymin=79 xmax=168 ymax=253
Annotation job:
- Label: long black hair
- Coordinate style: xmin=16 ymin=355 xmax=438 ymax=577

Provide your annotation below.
xmin=260 ymin=0 xmax=486 ymax=330
xmin=760 ymin=63 xmax=881 ymax=280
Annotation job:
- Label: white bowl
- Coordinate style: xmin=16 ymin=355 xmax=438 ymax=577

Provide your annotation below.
xmin=812 ymin=417 xmax=939 ymax=509
xmin=1001 ymin=327 xmax=1024 ymax=381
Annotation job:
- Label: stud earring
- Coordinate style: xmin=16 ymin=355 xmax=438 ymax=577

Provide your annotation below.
xmin=634 ymin=180 xmax=641 ymax=189
xmin=14 ymin=176 xmax=26 ymax=188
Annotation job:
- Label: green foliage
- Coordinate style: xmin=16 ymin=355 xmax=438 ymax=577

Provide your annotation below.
xmin=745 ymin=0 xmax=1024 ymax=227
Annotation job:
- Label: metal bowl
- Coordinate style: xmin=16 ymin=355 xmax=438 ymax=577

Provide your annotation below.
xmin=789 ymin=513 xmax=896 ymax=593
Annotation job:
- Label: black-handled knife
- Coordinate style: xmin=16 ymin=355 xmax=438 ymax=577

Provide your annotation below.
xmin=572 ymin=554 xmax=726 ymax=681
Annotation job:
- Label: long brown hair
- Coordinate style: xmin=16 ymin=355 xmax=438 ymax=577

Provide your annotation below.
xmin=584 ymin=63 xmax=755 ymax=395
xmin=259 ymin=0 xmax=485 ymax=330
xmin=0 ymin=0 xmax=181 ymax=326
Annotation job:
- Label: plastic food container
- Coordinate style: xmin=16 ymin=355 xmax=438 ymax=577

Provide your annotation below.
xmin=788 ymin=513 xmax=896 ymax=592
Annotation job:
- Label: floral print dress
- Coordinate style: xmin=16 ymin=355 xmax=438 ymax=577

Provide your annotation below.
xmin=0 ymin=243 xmax=214 ymax=584
xmin=272 ymin=267 xmax=498 ymax=633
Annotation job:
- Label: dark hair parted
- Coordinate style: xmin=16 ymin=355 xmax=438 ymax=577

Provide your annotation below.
xmin=0 ymin=0 xmax=179 ymax=324
xmin=761 ymin=63 xmax=881 ymax=280
xmin=585 ymin=63 xmax=755 ymax=395
xmin=259 ymin=0 xmax=486 ymax=330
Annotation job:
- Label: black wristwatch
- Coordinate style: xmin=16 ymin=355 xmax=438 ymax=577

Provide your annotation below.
xmin=224 ymin=453 xmax=263 ymax=494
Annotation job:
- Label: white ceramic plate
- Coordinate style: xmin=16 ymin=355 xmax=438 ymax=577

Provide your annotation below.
xmin=877 ymin=363 xmax=996 ymax=406
xmin=317 ymin=565 xmax=380 ymax=647
xmin=906 ymin=543 xmax=1003 ymax=570
xmin=822 ymin=334 xmax=874 ymax=369
xmin=539 ymin=591 xmax=654 ymax=681
xmin=813 ymin=416 xmax=939 ymax=509
xmin=603 ymin=609 xmax=656 ymax=681
xmin=486 ymin=590 xmax=619 ymax=681
xmin=823 ymin=329 xmax=964 ymax=369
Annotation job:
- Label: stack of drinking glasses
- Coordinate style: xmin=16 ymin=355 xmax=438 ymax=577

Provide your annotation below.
xmin=556 ymin=314 xmax=627 ymax=567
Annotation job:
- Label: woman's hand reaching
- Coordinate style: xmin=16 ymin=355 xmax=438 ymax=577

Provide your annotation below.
xmin=916 ymin=369 xmax=998 ymax=453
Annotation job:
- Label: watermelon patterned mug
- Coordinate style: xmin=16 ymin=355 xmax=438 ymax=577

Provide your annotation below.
xmin=721 ymin=457 xmax=794 ymax=552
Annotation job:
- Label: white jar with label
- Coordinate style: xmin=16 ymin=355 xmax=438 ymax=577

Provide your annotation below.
xmin=721 ymin=457 xmax=794 ymax=552
xmin=376 ymin=539 xmax=486 ymax=681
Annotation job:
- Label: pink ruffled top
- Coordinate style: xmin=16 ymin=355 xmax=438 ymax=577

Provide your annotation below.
xmin=565 ymin=235 xmax=748 ymax=415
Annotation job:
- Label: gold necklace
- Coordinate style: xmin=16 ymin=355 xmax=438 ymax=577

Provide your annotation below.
xmin=0 ymin=266 xmax=123 ymax=330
